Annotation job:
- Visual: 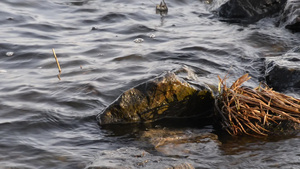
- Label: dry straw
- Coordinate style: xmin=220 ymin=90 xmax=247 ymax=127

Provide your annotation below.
xmin=52 ymin=48 xmax=62 ymax=80
xmin=216 ymin=74 xmax=300 ymax=137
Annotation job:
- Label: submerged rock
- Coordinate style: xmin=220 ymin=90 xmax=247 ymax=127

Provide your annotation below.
xmin=87 ymin=147 xmax=195 ymax=169
xmin=218 ymin=0 xmax=287 ymax=23
xmin=279 ymin=0 xmax=300 ymax=32
xmin=140 ymin=128 xmax=220 ymax=156
xmin=265 ymin=54 xmax=300 ymax=91
xmin=87 ymin=128 xmax=220 ymax=169
xmin=97 ymin=72 xmax=214 ymax=125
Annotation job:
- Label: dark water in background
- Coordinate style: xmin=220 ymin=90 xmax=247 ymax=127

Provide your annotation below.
xmin=0 ymin=0 xmax=300 ymax=168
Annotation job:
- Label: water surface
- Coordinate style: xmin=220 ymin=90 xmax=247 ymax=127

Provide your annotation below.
xmin=0 ymin=0 xmax=299 ymax=168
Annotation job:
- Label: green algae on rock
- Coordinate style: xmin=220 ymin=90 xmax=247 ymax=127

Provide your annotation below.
xmin=97 ymin=72 xmax=214 ymax=125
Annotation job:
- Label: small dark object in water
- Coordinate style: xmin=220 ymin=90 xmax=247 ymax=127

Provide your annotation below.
xmin=156 ymin=0 xmax=168 ymax=13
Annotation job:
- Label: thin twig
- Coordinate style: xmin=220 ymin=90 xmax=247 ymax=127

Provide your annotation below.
xmin=52 ymin=48 xmax=61 ymax=73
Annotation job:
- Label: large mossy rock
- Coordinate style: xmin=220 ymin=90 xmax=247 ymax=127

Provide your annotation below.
xmin=97 ymin=72 xmax=214 ymax=125
xmin=265 ymin=55 xmax=300 ymax=91
xmin=279 ymin=0 xmax=300 ymax=32
xmin=218 ymin=0 xmax=287 ymax=23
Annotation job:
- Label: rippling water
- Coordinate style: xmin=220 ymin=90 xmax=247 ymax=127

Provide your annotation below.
xmin=0 ymin=0 xmax=300 ymax=168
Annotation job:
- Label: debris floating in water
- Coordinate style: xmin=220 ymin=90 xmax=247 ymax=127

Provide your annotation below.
xmin=52 ymin=48 xmax=62 ymax=80
xmin=133 ymin=38 xmax=144 ymax=43
xmin=6 ymin=52 xmax=14 ymax=56
xmin=156 ymin=0 xmax=168 ymax=12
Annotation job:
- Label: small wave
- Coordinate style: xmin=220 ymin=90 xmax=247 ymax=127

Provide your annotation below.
xmin=112 ymin=54 xmax=148 ymax=62
xmin=100 ymin=12 xmax=127 ymax=23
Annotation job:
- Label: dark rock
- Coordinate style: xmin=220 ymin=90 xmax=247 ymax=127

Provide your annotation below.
xmin=279 ymin=0 xmax=300 ymax=32
xmin=97 ymin=72 xmax=214 ymax=125
xmin=265 ymin=54 xmax=300 ymax=91
xmin=218 ymin=0 xmax=287 ymax=23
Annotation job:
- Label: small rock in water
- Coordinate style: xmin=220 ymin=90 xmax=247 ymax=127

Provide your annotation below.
xmin=6 ymin=52 xmax=14 ymax=57
xmin=133 ymin=38 xmax=144 ymax=43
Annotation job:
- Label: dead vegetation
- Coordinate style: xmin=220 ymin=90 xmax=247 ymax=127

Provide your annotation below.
xmin=215 ymin=74 xmax=300 ymax=137
xmin=52 ymin=48 xmax=62 ymax=80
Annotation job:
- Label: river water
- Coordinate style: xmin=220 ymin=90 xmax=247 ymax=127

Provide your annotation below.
xmin=0 ymin=0 xmax=299 ymax=168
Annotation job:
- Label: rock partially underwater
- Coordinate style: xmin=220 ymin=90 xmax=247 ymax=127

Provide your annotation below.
xmin=218 ymin=0 xmax=287 ymax=23
xmin=87 ymin=147 xmax=196 ymax=169
xmin=97 ymin=72 xmax=214 ymax=125
xmin=265 ymin=52 xmax=300 ymax=91
xmin=279 ymin=0 xmax=300 ymax=31
xmin=140 ymin=128 xmax=220 ymax=156
xmin=87 ymin=128 xmax=220 ymax=169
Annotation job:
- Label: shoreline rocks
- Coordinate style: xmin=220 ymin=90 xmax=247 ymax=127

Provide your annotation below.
xmin=97 ymin=72 xmax=214 ymax=125
xmin=265 ymin=54 xmax=300 ymax=91
xmin=279 ymin=0 xmax=300 ymax=32
xmin=218 ymin=0 xmax=287 ymax=23
xmin=216 ymin=0 xmax=300 ymax=32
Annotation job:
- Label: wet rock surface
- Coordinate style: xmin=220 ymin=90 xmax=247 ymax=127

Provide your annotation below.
xmin=218 ymin=0 xmax=287 ymax=23
xmin=265 ymin=48 xmax=300 ymax=91
xmin=279 ymin=0 xmax=300 ymax=31
xmin=98 ymin=72 xmax=214 ymax=125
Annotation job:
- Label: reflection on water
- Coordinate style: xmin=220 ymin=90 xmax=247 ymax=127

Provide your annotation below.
xmin=0 ymin=0 xmax=299 ymax=168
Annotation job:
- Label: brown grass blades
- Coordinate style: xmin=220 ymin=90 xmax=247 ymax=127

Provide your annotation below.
xmin=216 ymin=74 xmax=300 ymax=137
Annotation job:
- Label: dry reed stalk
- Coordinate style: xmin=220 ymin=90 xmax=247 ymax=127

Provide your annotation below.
xmin=52 ymin=48 xmax=61 ymax=73
xmin=52 ymin=48 xmax=62 ymax=80
xmin=216 ymin=74 xmax=300 ymax=137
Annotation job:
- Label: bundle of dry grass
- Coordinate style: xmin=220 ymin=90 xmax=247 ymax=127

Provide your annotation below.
xmin=215 ymin=74 xmax=300 ymax=137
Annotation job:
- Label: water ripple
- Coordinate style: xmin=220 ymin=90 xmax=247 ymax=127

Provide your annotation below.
xmin=0 ymin=0 xmax=300 ymax=168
